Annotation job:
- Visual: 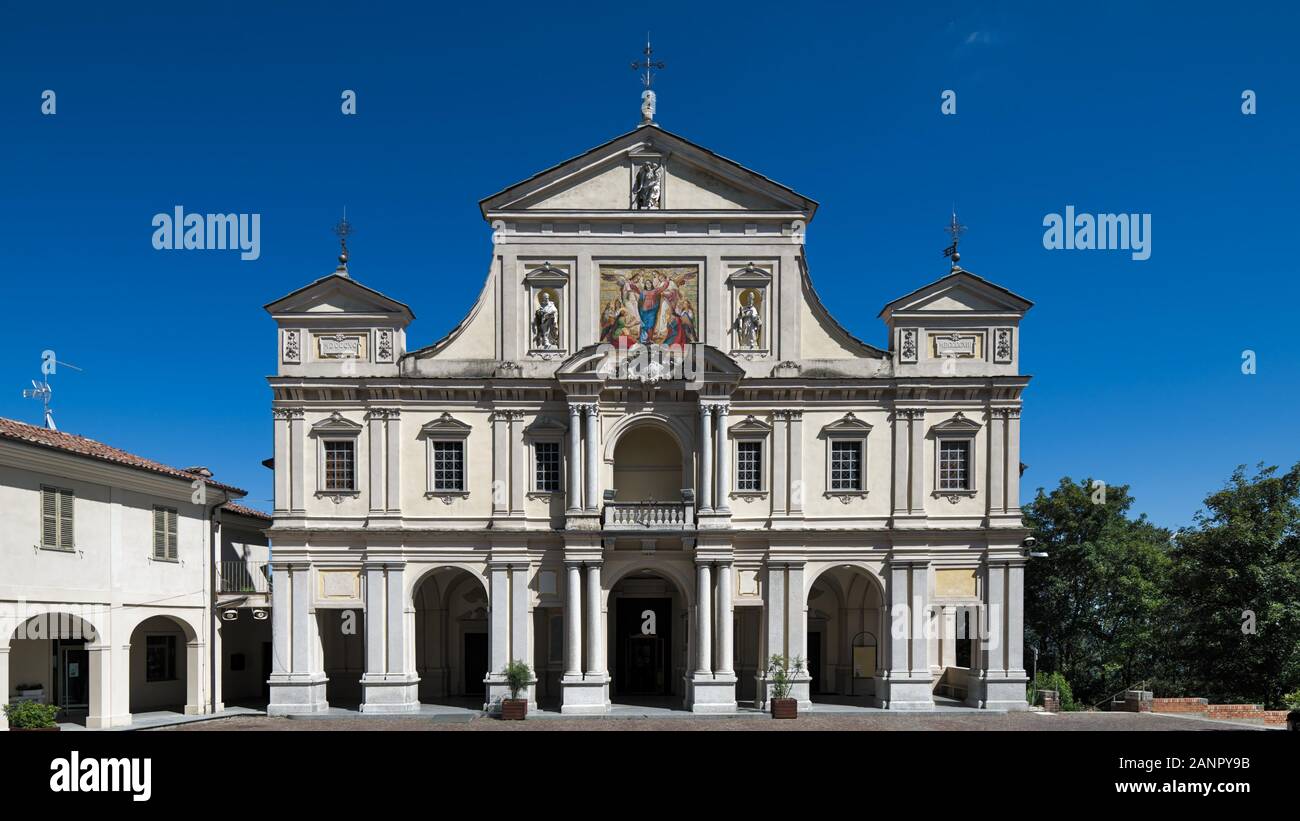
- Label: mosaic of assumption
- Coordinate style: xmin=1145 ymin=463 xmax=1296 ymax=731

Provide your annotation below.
xmin=599 ymin=265 xmax=699 ymax=346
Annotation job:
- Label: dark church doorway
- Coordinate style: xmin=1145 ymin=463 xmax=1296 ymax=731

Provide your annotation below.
xmin=615 ymin=597 xmax=672 ymax=697
xmin=463 ymin=633 xmax=488 ymax=696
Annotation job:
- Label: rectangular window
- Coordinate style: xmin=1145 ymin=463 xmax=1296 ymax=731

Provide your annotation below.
xmin=40 ymin=485 xmax=75 ymax=550
xmin=736 ymin=441 xmax=763 ymax=491
xmin=830 ymin=440 xmax=863 ymax=491
xmin=323 ymin=440 xmax=356 ymax=491
xmin=432 ymin=441 xmax=465 ymax=491
xmin=145 ymin=635 xmax=177 ymax=682
xmin=152 ymin=506 xmax=178 ymax=560
xmin=534 ymin=441 xmax=561 ymax=492
xmin=938 ymin=440 xmax=971 ymax=490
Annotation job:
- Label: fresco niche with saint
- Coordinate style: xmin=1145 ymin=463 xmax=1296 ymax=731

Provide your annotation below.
xmin=598 ymin=264 xmax=698 ymax=347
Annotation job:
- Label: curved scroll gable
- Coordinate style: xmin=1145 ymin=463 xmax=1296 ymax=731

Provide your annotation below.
xmin=797 ymin=253 xmax=889 ymax=360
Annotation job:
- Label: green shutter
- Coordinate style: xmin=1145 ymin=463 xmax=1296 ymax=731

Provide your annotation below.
xmin=41 ymin=487 xmax=57 ymax=548
xmin=153 ymin=507 xmax=166 ymax=559
xmin=58 ymin=488 xmax=74 ymax=549
xmin=167 ymin=508 xmax=178 ymax=560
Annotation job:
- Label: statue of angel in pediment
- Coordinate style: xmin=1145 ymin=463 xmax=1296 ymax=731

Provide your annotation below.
xmin=633 ymin=162 xmax=662 ymax=210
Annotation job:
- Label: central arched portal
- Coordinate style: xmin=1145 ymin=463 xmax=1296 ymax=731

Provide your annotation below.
xmin=612 ymin=425 xmax=683 ymax=502
xmin=413 ymin=567 xmax=490 ymax=706
xmin=606 ymin=570 xmax=689 ymax=707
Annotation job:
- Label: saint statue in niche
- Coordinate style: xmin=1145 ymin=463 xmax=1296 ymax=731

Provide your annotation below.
xmin=632 ymin=162 xmax=662 ymax=209
xmin=732 ymin=289 xmax=763 ymax=349
xmin=532 ymin=290 xmax=560 ymax=350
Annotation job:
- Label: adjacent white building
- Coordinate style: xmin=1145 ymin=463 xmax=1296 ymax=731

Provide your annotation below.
xmin=264 ymin=104 xmax=1035 ymax=715
xmin=0 ymin=418 xmax=270 ymax=729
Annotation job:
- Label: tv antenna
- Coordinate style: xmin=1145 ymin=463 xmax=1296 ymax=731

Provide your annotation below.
xmin=21 ymin=352 xmax=82 ymax=431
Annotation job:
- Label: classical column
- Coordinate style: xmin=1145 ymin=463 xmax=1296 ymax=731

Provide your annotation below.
xmin=695 ymin=562 xmax=713 ymax=675
xmin=1007 ymin=562 xmax=1025 ymax=677
xmin=765 ymin=563 xmax=786 ymax=660
xmin=489 ymin=564 xmax=509 ymax=677
xmin=985 ymin=562 xmax=1007 ymax=676
xmin=892 ymin=409 xmax=911 ymax=515
xmin=584 ymin=563 xmax=604 ymax=677
xmin=291 ymin=564 xmax=313 ymax=674
xmin=510 ymin=563 xmax=530 ymax=666
xmin=787 ymin=412 xmax=804 ymax=514
xmin=288 ymin=410 xmax=305 ymax=511
xmin=583 ymin=404 xmax=600 ymax=512
xmin=772 ymin=411 xmax=789 ymax=514
xmin=367 ymin=411 xmax=385 ymax=513
xmin=714 ymin=402 xmax=731 ymax=513
xmin=908 ymin=410 xmax=926 ymax=513
xmin=364 ymin=564 xmax=385 ymax=675
xmin=492 ymin=412 xmax=509 ymax=516
xmin=566 ymin=405 xmax=583 ymax=513
xmin=716 ymin=562 xmax=734 ymax=675
xmin=564 ymin=562 xmax=582 ymax=677
xmin=273 ymin=409 xmax=290 ymax=512
xmin=698 ymin=404 xmax=714 ymax=512
xmin=84 ymin=644 xmax=114 ymax=729
xmin=385 ymin=564 xmax=407 ymax=673
xmin=888 ymin=563 xmax=911 ymax=677
xmin=910 ymin=563 xmax=930 ymax=677
xmin=270 ymin=562 xmax=291 ymax=676
xmin=988 ymin=409 xmax=1007 ymax=515
xmin=787 ymin=563 xmax=807 ymax=669
xmin=385 ymin=411 xmax=401 ymax=513
xmin=1006 ymin=409 xmax=1023 ymax=513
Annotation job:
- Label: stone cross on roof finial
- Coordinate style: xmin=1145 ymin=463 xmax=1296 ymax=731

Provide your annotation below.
xmin=943 ymin=209 xmax=966 ymax=270
xmin=333 ymin=209 xmax=353 ymax=276
xmin=631 ymin=34 xmax=665 ymax=125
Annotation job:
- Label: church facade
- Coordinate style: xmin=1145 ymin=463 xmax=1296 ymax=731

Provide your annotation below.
xmin=263 ymin=108 xmax=1033 ymax=715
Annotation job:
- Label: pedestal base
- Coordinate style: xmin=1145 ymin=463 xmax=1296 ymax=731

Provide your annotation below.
xmin=686 ymin=673 xmax=738 ymax=713
xmin=267 ymin=675 xmax=329 ymax=716
xmin=559 ymin=675 xmax=610 ymax=715
xmin=879 ymin=675 xmax=936 ymax=710
xmin=982 ymin=675 xmax=1030 ymax=711
xmin=360 ymin=674 xmax=421 ymax=713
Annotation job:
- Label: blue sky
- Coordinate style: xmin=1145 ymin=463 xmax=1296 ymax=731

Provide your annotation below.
xmin=1 ymin=2 xmax=1296 ymax=527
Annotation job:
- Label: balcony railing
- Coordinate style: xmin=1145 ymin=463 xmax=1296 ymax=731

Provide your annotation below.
xmin=218 ymin=560 xmax=271 ymax=594
xmin=601 ymin=501 xmax=695 ymax=531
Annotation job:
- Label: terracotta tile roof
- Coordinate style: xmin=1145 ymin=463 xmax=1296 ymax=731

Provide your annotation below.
xmin=0 ymin=417 xmax=247 ymax=495
xmin=220 ymin=501 xmax=272 ymax=521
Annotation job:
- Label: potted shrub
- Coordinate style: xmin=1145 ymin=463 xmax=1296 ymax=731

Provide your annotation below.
xmin=767 ymin=654 xmax=803 ymax=719
xmin=500 ymin=659 xmax=531 ymax=720
xmin=4 ymin=701 xmax=61 ymax=731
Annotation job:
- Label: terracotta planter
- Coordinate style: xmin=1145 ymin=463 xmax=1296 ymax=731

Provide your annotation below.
xmin=9 ymin=726 xmax=61 ymax=732
xmin=500 ymin=698 xmax=528 ymax=720
xmin=771 ymin=697 xmax=798 ymax=719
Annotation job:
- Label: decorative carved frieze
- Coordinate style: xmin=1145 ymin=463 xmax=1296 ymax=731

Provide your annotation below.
xmin=994 ymin=328 xmax=1013 ymax=363
xmin=282 ymin=329 xmax=301 ymax=364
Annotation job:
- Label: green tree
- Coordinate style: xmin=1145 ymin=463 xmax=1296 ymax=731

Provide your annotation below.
xmin=1023 ymin=477 xmax=1173 ymax=706
xmin=1165 ymin=463 xmax=1300 ymax=709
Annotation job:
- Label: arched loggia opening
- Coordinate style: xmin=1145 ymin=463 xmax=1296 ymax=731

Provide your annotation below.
xmin=5 ymin=612 xmax=102 ymax=725
xmin=605 ymin=568 xmax=691 ymax=709
xmin=129 ymin=615 xmax=201 ymax=717
xmin=413 ymin=567 xmax=490 ymax=706
xmin=806 ymin=565 xmax=885 ymax=705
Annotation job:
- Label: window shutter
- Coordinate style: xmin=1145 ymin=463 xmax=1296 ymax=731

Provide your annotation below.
xmin=41 ymin=487 xmax=57 ymax=548
xmin=58 ymin=488 xmax=74 ymax=549
xmin=167 ymin=508 xmax=178 ymax=560
xmin=153 ymin=507 xmax=166 ymax=559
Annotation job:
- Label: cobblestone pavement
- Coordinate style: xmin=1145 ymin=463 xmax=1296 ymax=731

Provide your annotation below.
xmin=154 ymin=711 xmax=1258 ymax=731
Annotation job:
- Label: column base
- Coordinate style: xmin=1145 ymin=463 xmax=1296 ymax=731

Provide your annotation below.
xmin=755 ymin=674 xmax=812 ymax=711
xmin=360 ymin=674 xmax=421 ymax=713
xmin=559 ymin=675 xmax=610 ymax=715
xmin=267 ymin=674 xmax=330 ymax=715
xmin=879 ymin=675 xmax=936 ymax=710
xmin=686 ymin=673 xmax=738 ymax=713
xmin=981 ymin=673 xmax=1030 ymax=711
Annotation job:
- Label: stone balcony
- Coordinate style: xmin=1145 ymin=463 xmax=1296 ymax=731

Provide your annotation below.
xmin=600 ymin=501 xmax=695 ymax=532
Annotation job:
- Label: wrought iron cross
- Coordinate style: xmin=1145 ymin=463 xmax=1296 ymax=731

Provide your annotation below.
xmin=631 ymin=35 xmax=665 ymax=89
xmin=333 ymin=211 xmax=353 ymax=270
xmin=943 ymin=210 xmax=966 ymax=267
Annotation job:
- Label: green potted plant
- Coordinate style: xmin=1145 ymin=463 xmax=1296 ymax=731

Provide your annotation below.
xmin=4 ymin=701 xmax=61 ymax=731
xmin=500 ymin=659 xmax=531 ymax=720
xmin=767 ymin=654 xmax=803 ymax=719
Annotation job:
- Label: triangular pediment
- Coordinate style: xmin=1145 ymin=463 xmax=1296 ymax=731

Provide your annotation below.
xmin=264 ymin=272 xmax=415 ymax=322
xmin=878 ymin=269 xmax=1032 ymax=319
xmin=480 ymin=126 xmax=816 ymax=216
